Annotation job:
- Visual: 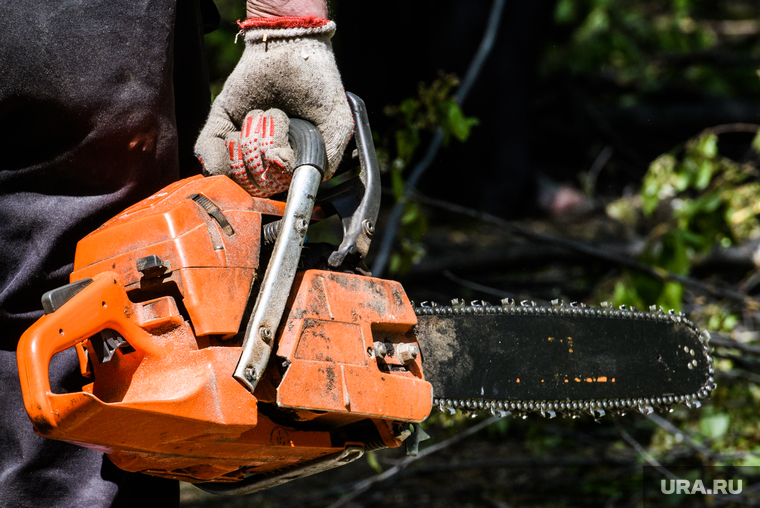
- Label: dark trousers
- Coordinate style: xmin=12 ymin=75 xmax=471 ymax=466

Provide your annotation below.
xmin=0 ymin=0 xmax=217 ymax=504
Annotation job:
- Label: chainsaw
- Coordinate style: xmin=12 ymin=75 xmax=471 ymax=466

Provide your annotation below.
xmin=16 ymin=93 xmax=714 ymax=495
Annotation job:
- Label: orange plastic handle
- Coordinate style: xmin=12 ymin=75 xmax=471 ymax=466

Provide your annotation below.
xmin=17 ymin=271 xmax=155 ymax=434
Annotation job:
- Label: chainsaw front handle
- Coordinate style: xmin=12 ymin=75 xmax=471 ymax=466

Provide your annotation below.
xmin=17 ymin=272 xmax=157 ymax=434
xmin=234 ymin=119 xmax=326 ymax=393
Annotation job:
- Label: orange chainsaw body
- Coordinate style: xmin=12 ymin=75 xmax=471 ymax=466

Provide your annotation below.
xmin=17 ymin=175 xmax=432 ymax=484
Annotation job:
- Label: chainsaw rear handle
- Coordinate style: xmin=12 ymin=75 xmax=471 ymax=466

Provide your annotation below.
xmin=17 ymin=272 xmax=156 ymax=433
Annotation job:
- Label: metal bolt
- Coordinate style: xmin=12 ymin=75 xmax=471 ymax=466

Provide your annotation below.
xmin=361 ymin=219 xmax=375 ymax=236
xmin=373 ymin=341 xmax=387 ymax=358
xmin=295 ymin=218 xmax=309 ymax=235
xmin=260 ymin=327 xmax=273 ymax=343
xmin=244 ymin=367 xmax=257 ymax=382
xmin=396 ymin=343 xmax=419 ymax=363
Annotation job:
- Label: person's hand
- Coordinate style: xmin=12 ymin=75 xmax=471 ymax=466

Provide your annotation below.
xmin=195 ymin=16 xmax=353 ymax=197
xmin=225 ymin=108 xmax=294 ymax=196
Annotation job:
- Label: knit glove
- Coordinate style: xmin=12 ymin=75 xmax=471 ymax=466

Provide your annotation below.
xmin=195 ymin=17 xmax=353 ymax=197
xmin=226 ymin=108 xmax=294 ymax=196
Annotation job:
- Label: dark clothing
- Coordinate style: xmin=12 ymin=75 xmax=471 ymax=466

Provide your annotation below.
xmin=0 ymin=349 xmax=181 ymax=507
xmin=0 ymin=0 xmax=217 ymax=505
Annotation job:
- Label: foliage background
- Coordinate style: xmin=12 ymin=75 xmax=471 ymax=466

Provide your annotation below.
xmin=186 ymin=0 xmax=760 ymax=506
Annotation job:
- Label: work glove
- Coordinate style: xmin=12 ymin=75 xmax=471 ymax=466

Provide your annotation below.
xmin=195 ymin=17 xmax=353 ymax=197
xmin=226 ymin=109 xmax=294 ymax=196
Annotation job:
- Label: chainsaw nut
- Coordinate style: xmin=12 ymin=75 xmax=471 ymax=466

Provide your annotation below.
xmin=361 ymin=219 xmax=375 ymax=237
xmin=396 ymin=343 xmax=419 ymax=363
xmin=295 ymin=218 xmax=309 ymax=235
xmin=373 ymin=341 xmax=387 ymax=359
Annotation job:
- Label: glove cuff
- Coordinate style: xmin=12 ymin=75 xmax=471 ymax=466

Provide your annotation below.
xmin=238 ymin=16 xmax=336 ymax=41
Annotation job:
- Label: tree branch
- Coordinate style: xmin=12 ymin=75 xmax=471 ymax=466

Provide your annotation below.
xmin=325 ymin=416 xmax=503 ymax=508
xmin=709 ymin=333 xmax=760 ymax=356
xmin=614 ymin=420 xmax=678 ymax=481
xmin=411 ymin=192 xmax=750 ymax=304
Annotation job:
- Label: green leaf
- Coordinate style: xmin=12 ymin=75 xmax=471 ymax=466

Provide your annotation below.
xmin=390 ymin=166 xmax=405 ymax=199
xmin=606 ymin=198 xmax=639 ymax=227
xmin=388 ymin=253 xmax=401 ymax=274
xmin=554 ymin=0 xmax=576 ymax=24
xmin=751 ymin=129 xmax=760 ymax=155
xmin=612 ymin=279 xmax=645 ymax=309
xmin=439 ymin=99 xmax=479 ymax=145
xmin=694 ymin=160 xmax=713 ymax=190
xmin=675 ymin=171 xmax=691 ymax=192
xmin=399 ymin=98 xmax=419 ymax=124
xmin=641 ymin=154 xmax=678 ymax=215
xmin=395 ymin=129 xmax=419 ymax=164
xmin=575 ymin=6 xmax=610 ymax=43
xmin=641 ymin=188 xmax=660 ymax=216
xmin=722 ymin=314 xmax=738 ymax=331
xmin=401 ymin=203 xmax=420 ymax=225
xmin=697 ymin=190 xmax=723 ymax=213
xmin=700 ymin=412 xmax=730 ymax=440
xmin=365 ymin=451 xmax=383 ymax=474
xmin=657 ymin=281 xmax=683 ymax=312
xmin=697 ymin=133 xmax=718 ymax=159
xmin=660 ymin=231 xmax=689 ymax=275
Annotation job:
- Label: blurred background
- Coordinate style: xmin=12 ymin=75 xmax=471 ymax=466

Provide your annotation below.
xmin=185 ymin=1 xmax=760 ymax=506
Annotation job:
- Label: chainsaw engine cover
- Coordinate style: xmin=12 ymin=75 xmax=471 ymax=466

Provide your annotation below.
xmin=16 ymin=175 xmax=432 ymax=484
xmin=71 ymin=174 xmax=289 ymax=338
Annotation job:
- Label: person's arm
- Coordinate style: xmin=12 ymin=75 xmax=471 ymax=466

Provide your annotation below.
xmin=246 ymin=0 xmax=327 ymax=18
